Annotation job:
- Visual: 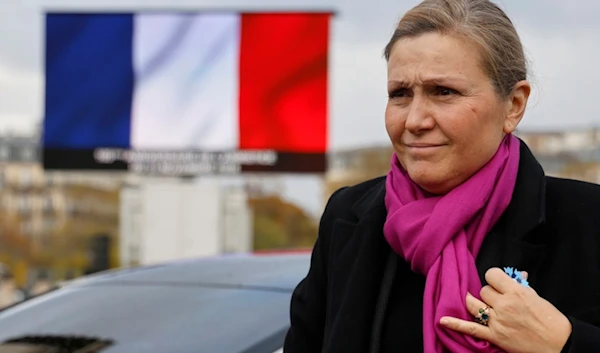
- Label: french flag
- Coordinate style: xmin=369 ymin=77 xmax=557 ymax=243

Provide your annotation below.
xmin=44 ymin=12 xmax=330 ymax=171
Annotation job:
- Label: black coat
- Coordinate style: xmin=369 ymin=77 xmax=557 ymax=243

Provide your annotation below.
xmin=284 ymin=142 xmax=600 ymax=353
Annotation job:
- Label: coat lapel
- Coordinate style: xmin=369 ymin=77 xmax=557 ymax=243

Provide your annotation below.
xmin=476 ymin=140 xmax=548 ymax=287
xmin=323 ymin=181 xmax=391 ymax=353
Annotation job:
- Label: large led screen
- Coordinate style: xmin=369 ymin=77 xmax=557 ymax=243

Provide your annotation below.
xmin=43 ymin=11 xmax=331 ymax=174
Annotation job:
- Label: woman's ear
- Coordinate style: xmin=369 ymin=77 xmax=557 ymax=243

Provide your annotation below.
xmin=503 ymin=80 xmax=531 ymax=134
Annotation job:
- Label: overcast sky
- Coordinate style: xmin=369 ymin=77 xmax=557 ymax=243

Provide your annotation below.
xmin=2 ymin=0 xmax=600 ymax=215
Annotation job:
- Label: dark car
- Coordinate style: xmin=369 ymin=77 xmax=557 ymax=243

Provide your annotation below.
xmin=0 ymin=253 xmax=310 ymax=353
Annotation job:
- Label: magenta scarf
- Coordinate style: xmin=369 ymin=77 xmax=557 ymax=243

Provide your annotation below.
xmin=383 ymin=134 xmax=520 ymax=352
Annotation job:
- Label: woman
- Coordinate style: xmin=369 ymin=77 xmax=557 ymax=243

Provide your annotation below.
xmin=284 ymin=0 xmax=600 ymax=352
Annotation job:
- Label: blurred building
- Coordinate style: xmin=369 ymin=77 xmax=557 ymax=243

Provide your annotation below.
xmin=119 ymin=178 xmax=252 ymax=267
xmin=324 ymin=145 xmax=394 ymax=201
xmin=0 ymin=131 xmax=254 ymax=280
xmin=0 ymin=132 xmax=123 ymax=288
xmin=517 ymin=128 xmax=600 ymax=154
xmin=515 ymin=128 xmax=600 ymax=184
xmin=323 ymin=127 xmax=600 ymax=206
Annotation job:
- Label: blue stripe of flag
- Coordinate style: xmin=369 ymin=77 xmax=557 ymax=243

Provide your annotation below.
xmin=44 ymin=13 xmax=134 ymax=149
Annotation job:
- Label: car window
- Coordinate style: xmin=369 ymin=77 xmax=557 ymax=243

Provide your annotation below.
xmin=0 ymin=284 xmax=291 ymax=353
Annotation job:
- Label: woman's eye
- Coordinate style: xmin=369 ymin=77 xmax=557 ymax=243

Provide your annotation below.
xmin=435 ymin=86 xmax=456 ymax=96
xmin=388 ymin=88 xmax=409 ymax=99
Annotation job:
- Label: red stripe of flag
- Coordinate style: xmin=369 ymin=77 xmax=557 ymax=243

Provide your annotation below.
xmin=238 ymin=13 xmax=330 ymax=153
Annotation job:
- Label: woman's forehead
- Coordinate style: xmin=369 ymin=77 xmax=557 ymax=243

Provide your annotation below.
xmin=387 ymin=33 xmax=488 ymax=84
xmin=389 ymin=33 xmax=479 ymax=65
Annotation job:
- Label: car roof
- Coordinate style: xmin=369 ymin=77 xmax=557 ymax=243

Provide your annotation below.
xmin=0 ymin=253 xmax=311 ymax=353
xmin=66 ymin=252 xmax=311 ymax=291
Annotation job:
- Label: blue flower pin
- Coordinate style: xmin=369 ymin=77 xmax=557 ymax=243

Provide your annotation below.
xmin=503 ymin=267 xmax=530 ymax=288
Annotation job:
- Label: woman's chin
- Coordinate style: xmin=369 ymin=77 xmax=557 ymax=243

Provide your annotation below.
xmin=406 ymin=171 xmax=453 ymax=195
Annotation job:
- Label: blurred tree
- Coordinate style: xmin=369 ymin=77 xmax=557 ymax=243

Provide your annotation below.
xmin=249 ymin=196 xmax=318 ymax=251
xmin=0 ymin=214 xmax=34 ymax=285
xmin=52 ymin=184 xmax=120 ymax=275
xmin=0 ymin=182 xmax=120 ymax=286
xmin=252 ymin=215 xmax=287 ymax=250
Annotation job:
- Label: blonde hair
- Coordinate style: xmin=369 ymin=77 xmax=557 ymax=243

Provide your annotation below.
xmin=384 ymin=0 xmax=527 ymax=98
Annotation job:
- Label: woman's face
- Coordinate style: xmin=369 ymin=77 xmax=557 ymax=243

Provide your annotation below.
xmin=385 ymin=32 xmax=529 ymax=194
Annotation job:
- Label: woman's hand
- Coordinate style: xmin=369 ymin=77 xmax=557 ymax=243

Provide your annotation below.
xmin=440 ymin=268 xmax=572 ymax=353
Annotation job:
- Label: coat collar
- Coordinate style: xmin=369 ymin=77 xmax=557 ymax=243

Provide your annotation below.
xmin=351 ymin=176 xmax=386 ymax=219
xmin=501 ymin=140 xmax=547 ymax=240
xmin=475 ymin=140 xmax=548 ymax=285
xmin=323 ymin=187 xmax=389 ymax=353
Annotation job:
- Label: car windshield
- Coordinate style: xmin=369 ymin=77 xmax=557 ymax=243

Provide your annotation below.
xmin=0 ymin=283 xmax=291 ymax=353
